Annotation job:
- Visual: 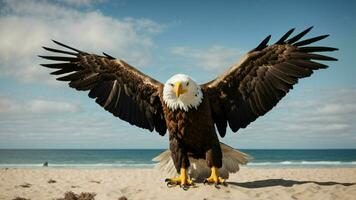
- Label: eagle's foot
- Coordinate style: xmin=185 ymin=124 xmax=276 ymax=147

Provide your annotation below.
xmin=165 ymin=168 xmax=193 ymax=190
xmin=204 ymin=166 xmax=227 ymax=188
xmin=165 ymin=177 xmax=193 ymax=189
xmin=203 ymin=176 xmax=226 ymax=188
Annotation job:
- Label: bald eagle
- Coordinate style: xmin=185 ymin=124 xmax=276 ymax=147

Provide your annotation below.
xmin=39 ymin=27 xmax=337 ymax=188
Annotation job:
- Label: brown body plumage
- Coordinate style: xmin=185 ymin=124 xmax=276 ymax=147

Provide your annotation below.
xmin=39 ymin=27 xmax=337 ymax=183
xmin=161 ymin=91 xmax=222 ymax=170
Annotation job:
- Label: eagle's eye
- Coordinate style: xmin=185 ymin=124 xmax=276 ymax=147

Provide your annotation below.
xmin=186 ymin=81 xmax=189 ymax=86
xmin=169 ymin=83 xmax=174 ymax=87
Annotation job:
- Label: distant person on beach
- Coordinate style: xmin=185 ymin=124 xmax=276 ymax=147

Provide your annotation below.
xmin=43 ymin=161 xmax=48 ymax=167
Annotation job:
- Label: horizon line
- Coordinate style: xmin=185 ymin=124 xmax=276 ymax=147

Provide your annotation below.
xmin=1 ymin=148 xmax=356 ymax=150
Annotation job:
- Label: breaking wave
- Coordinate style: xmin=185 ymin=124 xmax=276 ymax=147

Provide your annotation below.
xmin=0 ymin=163 xmax=155 ymax=168
xmin=247 ymin=161 xmax=356 ymax=166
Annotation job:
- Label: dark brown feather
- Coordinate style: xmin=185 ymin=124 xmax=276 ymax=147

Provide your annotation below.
xmin=294 ymin=35 xmax=329 ymax=46
xmin=269 ymin=67 xmax=298 ymax=85
xmin=38 ymin=55 xmax=78 ymax=62
xmin=274 ymin=63 xmax=312 ymax=78
xmin=41 ymin=63 xmax=79 ymax=69
xmin=52 ymin=40 xmax=83 ymax=53
xmin=286 ymin=26 xmax=313 ymax=44
xmin=69 ymin=74 xmax=100 ymax=89
xmin=42 ymin=46 xmax=78 ymax=56
xmin=298 ymin=46 xmax=338 ymax=52
xmin=290 ymin=52 xmax=337 ymax=61
xmin=253 ymin=35 xmax=271 ymax=51
xmin=275 ymin=28 xmax=295 ymax=44
xmin=287 ymin=60 xmax=329 ymax=69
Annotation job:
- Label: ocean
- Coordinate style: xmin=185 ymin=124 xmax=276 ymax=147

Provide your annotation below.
xmin=0 ymin=149 xmax=355 ymax=168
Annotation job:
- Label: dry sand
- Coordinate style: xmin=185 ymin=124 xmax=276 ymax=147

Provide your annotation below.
xmin=1 ymin=167 xmax=355 ymax=200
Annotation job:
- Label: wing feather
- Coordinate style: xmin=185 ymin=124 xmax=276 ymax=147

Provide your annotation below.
xmin=294 ymin=35 xmax=329 ymax=46
xmin=275 ymin=28 xmax=295 ymax=44
xmin=286 ymin=26 xmax=313 ymax=44
xmin=299 ymin=46 xmax=338 ymax=52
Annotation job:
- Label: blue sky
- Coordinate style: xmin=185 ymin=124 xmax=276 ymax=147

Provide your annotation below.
xmin=0 ymin=0 xmax=355 ymax=149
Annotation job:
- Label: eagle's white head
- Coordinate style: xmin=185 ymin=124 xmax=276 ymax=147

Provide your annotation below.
xmin=163 ymin=74 xmax=203 ymax=112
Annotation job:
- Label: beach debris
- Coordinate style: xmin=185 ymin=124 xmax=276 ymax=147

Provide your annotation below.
xmin=118 ymin=196 xmax=128 ymax=200
xmin=43 ymin=161 xmax=48 ymax=167
xmin=56 ymin=191 xmax=96 ymax=200
xmin=19 ymin=183 xmax=31 ymax=188
xmin=71 ymin=185 xmax=80 ymax=188
xmin=48 ymin=179 xmax=57 ymax=184
xmin=89 ymin=180 xmax=101 ymax=184
xmin=12 ymin=197 xmax=30 ymax=200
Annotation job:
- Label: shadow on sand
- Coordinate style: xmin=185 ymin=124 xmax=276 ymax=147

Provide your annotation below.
xmin=228 ymin=179 xmax=356 ymax=188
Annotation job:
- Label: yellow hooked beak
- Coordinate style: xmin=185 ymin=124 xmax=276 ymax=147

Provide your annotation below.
xmin=173 ymin=81 xmax=187 ymax=97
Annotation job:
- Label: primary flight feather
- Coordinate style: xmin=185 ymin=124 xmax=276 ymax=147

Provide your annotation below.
xmin=39 ymin=27 xmax=337 ymax=188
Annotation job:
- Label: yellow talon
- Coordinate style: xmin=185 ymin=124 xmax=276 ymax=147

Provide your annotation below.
xmin=204 ymin=166 xmax=226 ymax=186
xmin=165 ymin=168 xmax=193 ymax=189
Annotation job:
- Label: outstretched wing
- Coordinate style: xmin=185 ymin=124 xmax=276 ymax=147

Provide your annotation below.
xmin=40 ymin=40 xmax=167 ymax=135
xmin=202 ymin=27 xmax=338 ymax=137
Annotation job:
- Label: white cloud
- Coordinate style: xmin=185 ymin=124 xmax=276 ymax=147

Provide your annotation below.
xmin=317 ymin=103 xmax=356 ymax=115
xmin=0 ymin=97 xmax=81 ymax=114
xmin=0 ymin=98 xmax=19 ymax=114
xmin=0 ymin=0 xmax=162 ymax=85
xmin=124 ymin=17 xmax=164 ymax=34
xmin=62 ymin=0 xmax=103 ymax=6
xmin=171 ymin=45 xmax=244 ymax=71
xmin=28 ymin=99 xmax=81 ymax=113
xmin=281 ymin=88 xmax=355 ymax=132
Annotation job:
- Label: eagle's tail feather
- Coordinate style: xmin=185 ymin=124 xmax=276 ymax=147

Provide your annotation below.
xmin=152 ymin=150 xmax=177 ymax=176
xmin=152 ymin=143 xmax=252 ymax=182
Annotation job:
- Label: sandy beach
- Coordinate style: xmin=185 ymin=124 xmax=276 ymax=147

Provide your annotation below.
xmin=1 ymin=167 xmax=355 ymax=200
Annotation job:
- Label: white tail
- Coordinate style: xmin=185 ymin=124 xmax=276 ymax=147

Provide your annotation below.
xmin=152 ymin=143 xmax=252 ymax=181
